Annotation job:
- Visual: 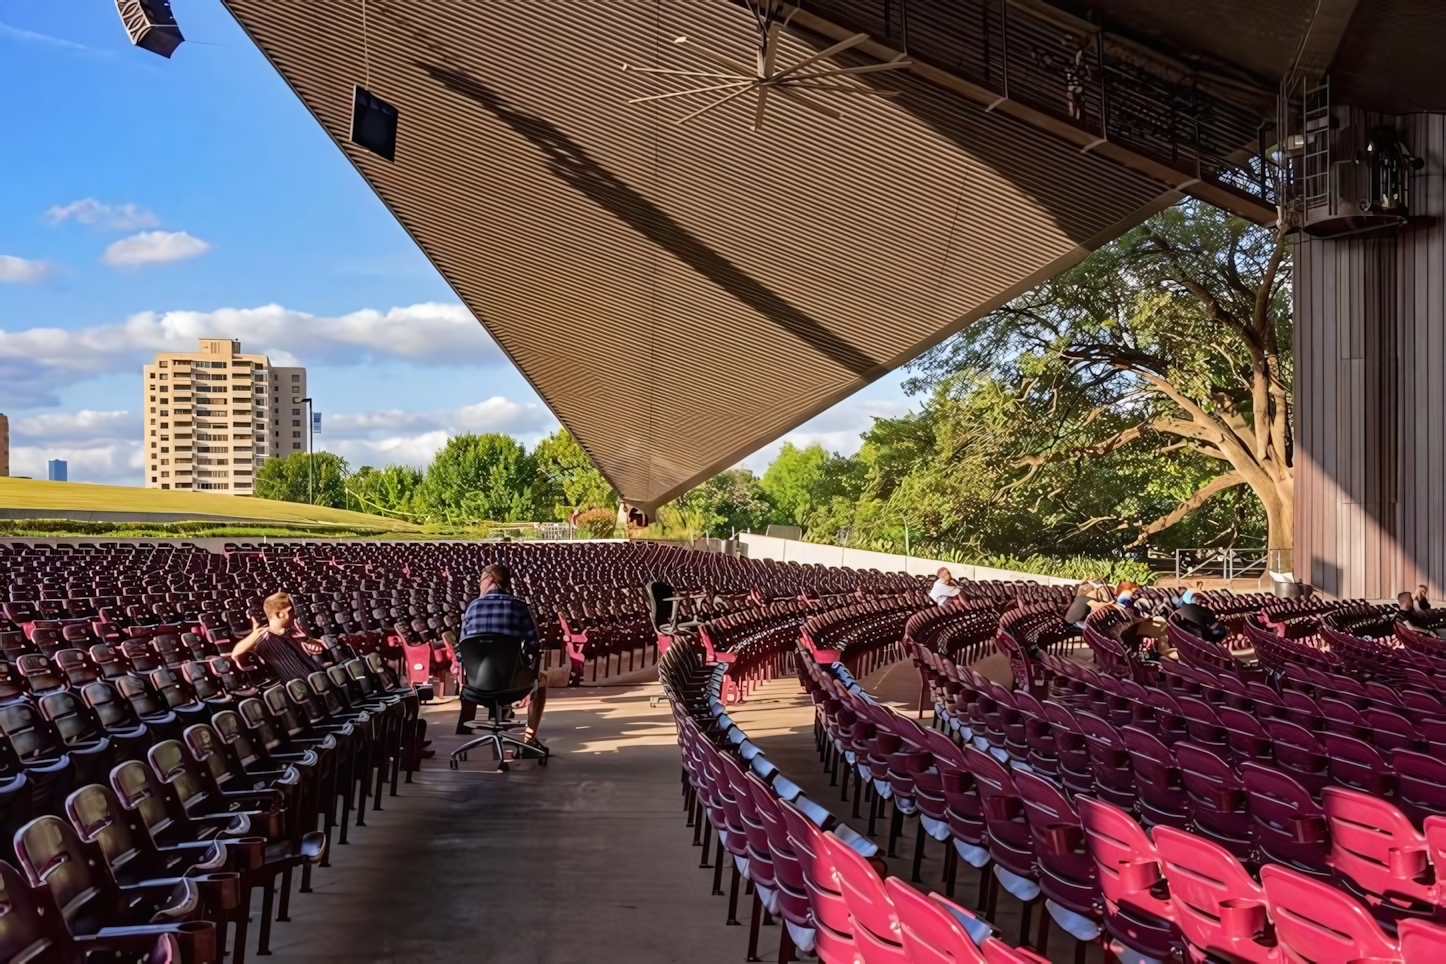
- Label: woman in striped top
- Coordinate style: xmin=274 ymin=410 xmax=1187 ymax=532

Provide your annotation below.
xmin=231 ymin=591 xmax=326 ymax=682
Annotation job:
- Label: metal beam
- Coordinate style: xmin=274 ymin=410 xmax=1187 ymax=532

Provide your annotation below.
xmin=785 ymin=4 xmax=1279 ymax=225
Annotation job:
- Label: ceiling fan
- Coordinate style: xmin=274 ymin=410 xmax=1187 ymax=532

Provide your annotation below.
xmin=622 ymin=0 xmax=911 ymax=131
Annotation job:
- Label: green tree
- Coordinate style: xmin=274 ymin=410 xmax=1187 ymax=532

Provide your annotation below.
xmin=419 ymin=433 xmax=542 ymax=523
xmin=907 ymin=200 xmax=1291 ymax=552
xmin=347 ymin=464 xmax=424 ymax=518
xmin=675 ymin=468 xmax=774 ymax=536
xmin=254 ymin=451 xmax=350 ymax=508
xmin=760 ymin=442 xmax=864 ymax=529
xmin=533 ymin=428 xmax=617 ymax=519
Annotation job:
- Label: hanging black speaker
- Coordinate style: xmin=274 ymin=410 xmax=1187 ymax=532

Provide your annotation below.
xmin=115 ymin=0 xmax=184 ymax=58
xmin=351 ymin=87 xmax=399 ymax=162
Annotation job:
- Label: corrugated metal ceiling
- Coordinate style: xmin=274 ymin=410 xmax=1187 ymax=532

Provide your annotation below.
xmin=220 ymin=0 xmax=1175 ymax=509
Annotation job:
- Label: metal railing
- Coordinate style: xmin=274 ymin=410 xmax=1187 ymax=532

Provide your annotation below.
xmin=1161 ymin=547 xmax=1270 ymax=582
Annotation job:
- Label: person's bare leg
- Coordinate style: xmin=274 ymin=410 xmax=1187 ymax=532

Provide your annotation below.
xmin=523 ymin=673 xmax=548 ymax=742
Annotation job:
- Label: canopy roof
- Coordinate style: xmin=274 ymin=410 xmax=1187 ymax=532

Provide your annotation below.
xmin=221 ymin=0 xmax=1191 ymax=509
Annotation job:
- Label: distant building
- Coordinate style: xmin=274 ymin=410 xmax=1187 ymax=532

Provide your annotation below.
xmin=143 ymin=338 xmax=307 ymax=494
xmin=0 ymin=412 xmax=8 ymax=477
xmin=47 ymin=460 xmax=67 ymax=482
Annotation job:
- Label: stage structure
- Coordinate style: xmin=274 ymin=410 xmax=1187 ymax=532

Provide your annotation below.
xmin=128 ymin=0 xmax=1446 ymax=598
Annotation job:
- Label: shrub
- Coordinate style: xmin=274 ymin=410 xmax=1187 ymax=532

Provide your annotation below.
xmin=574 ymin=507 xmax=618 ymax=539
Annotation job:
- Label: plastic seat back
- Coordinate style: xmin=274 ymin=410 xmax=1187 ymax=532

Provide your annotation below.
xmin=65 ymin=783 xmax=146 ymax=878
xmin=1260 ymin=863 xmax=1399 ymax=964
xmin=1321 ymin=785 xmax=1436 ymax=913
xmin=1322 ymin=732 xmax=1396 ymax=797
xmin=1393 ymin=749 xmax=1446 ymax=826
xmin=1151 ymin=825 xmax=1275 ymax=962
xmin=885 ymin=876 xmax=987 ymax=964
xmin=0 ymin=858 xmax=52 ymax=962
xmin=1013 ymin=770 xmax=1096 ymax=916
xmin=1076 ymin=795 xmax=1179 ymax=960
xmin=1400 ymin=917 xmax=1446 ymax=963
xmin=820 ymin=831 xmax=900 ymax=954
xmin=15 ymin=814 xmax=114 ymax=933
xmin=1120 ymin=725 xmax=1189 ymax=830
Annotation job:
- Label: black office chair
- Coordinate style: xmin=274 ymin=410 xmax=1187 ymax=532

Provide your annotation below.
xmin=449 ymin=634 xmax=548 ymax=771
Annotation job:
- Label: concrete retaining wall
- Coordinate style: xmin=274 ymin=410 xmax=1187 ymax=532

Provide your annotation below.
xmin=736 ymin=533 xmax=1075 ymax=585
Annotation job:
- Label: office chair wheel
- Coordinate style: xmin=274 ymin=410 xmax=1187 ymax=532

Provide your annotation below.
xmin=497 ymin=761 xmax=510 ymax=773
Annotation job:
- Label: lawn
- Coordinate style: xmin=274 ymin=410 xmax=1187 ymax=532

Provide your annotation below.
xmin=0 ymin=477 xmax=419 ymax=532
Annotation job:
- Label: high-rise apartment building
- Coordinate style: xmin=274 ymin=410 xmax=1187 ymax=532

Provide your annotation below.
xmin=143 ymin=338 xmax=308 ymax=493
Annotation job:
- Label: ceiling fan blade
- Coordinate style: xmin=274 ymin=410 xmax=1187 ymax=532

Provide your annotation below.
xmin=677 ymin=81 xmax=761 ymax=123
xmin=769 ymin=32 xmax=869 ymax=82
xmin=628 ymin=82 xmax=753 ymax=105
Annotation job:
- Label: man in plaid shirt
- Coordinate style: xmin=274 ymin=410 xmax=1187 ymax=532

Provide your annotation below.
xmin=456 ymin=563 xmax=548 ymax=746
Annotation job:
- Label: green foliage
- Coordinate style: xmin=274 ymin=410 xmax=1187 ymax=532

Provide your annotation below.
xmin=420 ymin=434 xmax=541 ymax=524
xmin=761 ymin=443 xmax=865 ymax=529
xmin=936 ymin=548 xmax=1158 ymax=585
xmin=676 ymin=469 xmax=773 ymax=537
xmin=534 ymin=428 xmax=618 ymax=519
xmin=347 ymin=464 xmax=424 ymax=518
xmin=254 ymin=452 xmax=350 ymax=508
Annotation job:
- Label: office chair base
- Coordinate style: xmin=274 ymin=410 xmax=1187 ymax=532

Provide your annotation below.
xmin=449 ymin=731 xmax=549 ymax=770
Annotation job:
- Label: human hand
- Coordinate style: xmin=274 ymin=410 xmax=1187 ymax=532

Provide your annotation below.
xmin=301 ymin=640 xmax=325 ymax=656
xmin=250 ymin=615 xmax=262 ymax=633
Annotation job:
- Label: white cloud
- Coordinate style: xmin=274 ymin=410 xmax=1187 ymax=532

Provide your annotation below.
xmin=321 ymin=396 xmax=558 ymax=468
xmin=12 ymin=409 xmax=139 ymax=441
xmin=9 ymin=442 xmax=143 ymax=486
xmin=45 ymin=198 xmax=158 ymax=230
xmin=738 ymin=397 xmax=910 ymax=472
xmin=0 ymin=255 xmax=52 ymax=283
xmin=103 ymin=230 xmax=210 ymax=266
xmin=0 ymin=301 xmax=503 ymax=407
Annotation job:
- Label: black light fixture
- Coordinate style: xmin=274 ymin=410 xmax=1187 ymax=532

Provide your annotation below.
xmin=351 ymin=87 xmax=399 ymax=161
xmin=115 ymin=0 xmax=184 ymax=58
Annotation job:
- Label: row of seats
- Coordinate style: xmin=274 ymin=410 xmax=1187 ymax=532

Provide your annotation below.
xmin=662 ymin=630 xmax=1062 ymax=964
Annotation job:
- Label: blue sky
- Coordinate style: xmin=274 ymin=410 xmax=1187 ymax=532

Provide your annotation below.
xmin=0 ymin=0 xmax=911 ymax=485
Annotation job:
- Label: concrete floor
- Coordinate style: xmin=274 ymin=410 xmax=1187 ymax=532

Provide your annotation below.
xmin=249 ymin=654 xmax=1100 ymax=963
xmin=246 ymin=684 xmax=752 ymax=964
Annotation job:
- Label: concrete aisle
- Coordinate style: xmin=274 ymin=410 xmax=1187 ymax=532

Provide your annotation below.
xmin=249 ymin=684 xmax=750 ymax=964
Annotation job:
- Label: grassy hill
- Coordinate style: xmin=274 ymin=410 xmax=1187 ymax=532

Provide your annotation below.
xmin=0 ymin=477 xmax=418 ymax=533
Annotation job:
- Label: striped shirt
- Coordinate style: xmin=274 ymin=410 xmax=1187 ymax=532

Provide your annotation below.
xmin=253 ymin=631 xmax=323 ymax=682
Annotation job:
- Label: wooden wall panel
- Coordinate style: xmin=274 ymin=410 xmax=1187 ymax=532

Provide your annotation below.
xmin=1295 ymin=112 xmax=1446 ymax=599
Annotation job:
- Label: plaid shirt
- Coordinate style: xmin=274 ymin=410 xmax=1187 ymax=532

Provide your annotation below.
xmin=462 ymin=590 xmax=540 ymax=664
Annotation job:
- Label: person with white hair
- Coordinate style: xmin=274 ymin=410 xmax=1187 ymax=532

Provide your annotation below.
xmin=930 ymin=566 xmax=961 ymax=606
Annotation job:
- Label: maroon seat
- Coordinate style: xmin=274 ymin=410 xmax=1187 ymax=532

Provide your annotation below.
xmin=1120 ymin=726 xmax=1189 ymax=830
xmin=1151 ymin=825 xmax=1276 ymax=963
xmin=1265 ymin=719 xmax=1331 ymax=799
xmin=1240 ymin=761 xmax=1332 ymax=877
xmin=1013 ymin=770 xmax=1102 ymax=948
xmin=1393 ymin=749 xmax=1446 ymax=827
xmin=1174 ymin=742 xmax=1251 ymax=859
xmin=1076 ymin=712 xmax=1136 ymax=809
xmin=1322 ymin=731 xmax=1397 ymax=798
xmin=1077 ymin=796 xmax=1180 ymax=962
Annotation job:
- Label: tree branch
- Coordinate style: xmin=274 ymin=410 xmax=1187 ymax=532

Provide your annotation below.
xmin=1126 ymin=471 xmax=1247 ymax=547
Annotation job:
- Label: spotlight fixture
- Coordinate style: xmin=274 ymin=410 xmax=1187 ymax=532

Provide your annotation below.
xmin=115 ymin=0 xmax=184 ymax=58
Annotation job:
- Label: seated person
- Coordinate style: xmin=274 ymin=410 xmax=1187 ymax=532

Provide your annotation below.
xmin=1416 ymin=584 xmax=1433 ymax=611
xmin=930 ymin=567 xmax=961 ymax=607
xmin=1173 ymin=590 xmax=1228 ymax=643
xmin=457 ymin=564 xmax=548 ymax=748
xmin=231 ymin=591 xmax=327 ymax=681
xmin=1398 ymin=591 xmax=1446 ymax=639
